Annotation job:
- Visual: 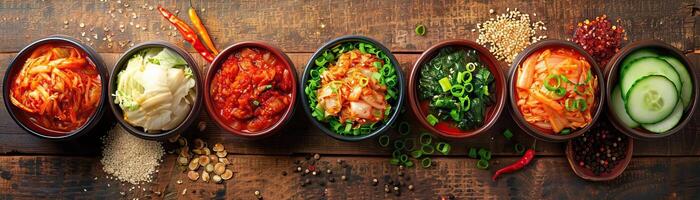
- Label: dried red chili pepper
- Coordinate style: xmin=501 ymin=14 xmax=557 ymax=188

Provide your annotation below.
xmin=157 ymin=6 xmax=215 ymax=62
xmin=572 ymin=15 xmax=627 ymax=68
xmin=492 ymin=149 xmax=535 ymax=181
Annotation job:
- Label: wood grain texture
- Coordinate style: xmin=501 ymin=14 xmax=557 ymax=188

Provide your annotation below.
xmin=0 ymin=0 xmax=695 ymax=53
xmin=0 ymin=155 xmax=699 ymax=199
xmin=0 ymin=53 xmax=700 ymax=156
xmin=0 ymin=52 xmax=699 ymax=157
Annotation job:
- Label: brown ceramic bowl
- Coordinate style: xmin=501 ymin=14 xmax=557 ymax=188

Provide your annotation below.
xmin=408 ymin=39 xmax=506 ymax=140
xmin=108 ymin=41 xmax=203 ymax=140
xmin=508 ymin=40 xmax=606 ymax=142
xmin=204 ymin=41 xmax=297 ymax=139
xmin=565 ymin=129 xmax=633 ymax=181
xmin=2 ymin=35 xmax=108 ymax=140
xmin=604 ymin=40 xmax=698 ymax=139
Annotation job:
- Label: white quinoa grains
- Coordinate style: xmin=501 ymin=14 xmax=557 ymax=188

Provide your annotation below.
xmin=476 ymin=8 xmax=547 ymax=63
xmin=101 ymin=125 xmax=164 ymax=185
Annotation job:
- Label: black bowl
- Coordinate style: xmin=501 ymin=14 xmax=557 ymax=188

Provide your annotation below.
xmin=299 ymin=35 xmax=406 ymax=142
xmin=508 ymin=40 xmax=606 ymax=142
xmin=2 ymin=35 xmax=108 ymax=140
xmin=604 ymin=40 xmax=698 ymax=139
xmin=108 ymin=41 xmax=203 ymax=140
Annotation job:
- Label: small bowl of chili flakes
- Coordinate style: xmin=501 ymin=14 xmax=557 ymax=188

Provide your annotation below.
xmin=204 ymin=41 xmax=297 ymax=139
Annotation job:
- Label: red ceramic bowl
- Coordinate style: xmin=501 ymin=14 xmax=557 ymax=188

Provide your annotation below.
xmin=508 ymin=40 xmax=606 ymax=142
xmin=3 ymin=35 xmax=108 ymax=140
xmin=204 ymin=41 xmax=297 ymax=139
xmin=604 ymin=40 xmax=698 ymax=139
xmin=408 ymin=39 xmax=506 ymax=140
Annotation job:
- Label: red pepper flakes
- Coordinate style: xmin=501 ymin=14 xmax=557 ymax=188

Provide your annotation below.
xmin=572 ymin=15 xmax=627 ymax=68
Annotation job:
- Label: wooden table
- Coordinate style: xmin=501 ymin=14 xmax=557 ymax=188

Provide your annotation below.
xmin=0 ymin=0 xmax=698 ymax=199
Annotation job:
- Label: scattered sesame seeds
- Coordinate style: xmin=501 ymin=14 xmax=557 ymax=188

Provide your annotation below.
xmin=100 ymin=125 xmax=164 ymax=185
xmin=476 ymin=8 xmax=547 ymax=63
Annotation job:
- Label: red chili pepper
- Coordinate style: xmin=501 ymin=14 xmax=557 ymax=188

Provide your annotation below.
xmin=492 ymin=149 xmax=535 ymax=181
xmin=157 ymin=6 xmax=215 ymax=62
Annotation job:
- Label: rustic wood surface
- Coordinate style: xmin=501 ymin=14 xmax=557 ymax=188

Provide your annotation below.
xmin=0 ymin=0 xmax=698 ymax=199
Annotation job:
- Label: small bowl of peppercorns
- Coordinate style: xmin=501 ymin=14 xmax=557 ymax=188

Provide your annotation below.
xmin=565 ymin=118 xmax=633 ymax=181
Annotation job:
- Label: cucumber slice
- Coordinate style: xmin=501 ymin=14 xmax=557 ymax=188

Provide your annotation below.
xmin=620 ymin=49 xmax=658 ymax=73
xmin=625 ymin=75 xmax=679 ymax=124
xmin=620 ymin=57 xmax=681 ymax=98
xmin=659 ymin=56 xmax=692 ymax=109
xmin=611 ymin=85 xmax=639 ymax=128
xmin=642 ymin=101 xmax=683 ymax=133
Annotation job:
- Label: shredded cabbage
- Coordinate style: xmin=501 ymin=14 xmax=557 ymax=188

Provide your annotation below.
xmin=114 ymin=48 xmax=196 ymax=132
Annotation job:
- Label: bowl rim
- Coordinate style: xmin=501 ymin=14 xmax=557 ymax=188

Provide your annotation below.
xmin=203 ymin=41 xmax=298 ymax=139
xmin=2 ymin=35 xmax=108 ymax=140
xmin=507 ymin=39 xmax=606 ymax=142
xmin=604 ymin=40 xmax=698 ymax=139
xmin=107 ymin=40 xmax=203 ymax=140
xmin=407 ymin=39 xmax=506 ymax=139
xmin=565 ymin=132 xmax=633 ymax=181
xmin=299 ymin=35 xmax=406 ymax=142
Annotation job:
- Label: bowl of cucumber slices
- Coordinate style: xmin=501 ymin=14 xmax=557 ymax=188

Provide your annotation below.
xmin=605 ymin=40 xmax=698 ymax=139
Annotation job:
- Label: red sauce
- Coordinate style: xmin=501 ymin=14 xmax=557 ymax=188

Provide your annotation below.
xmin=210 ymin=48 xmax=293 ymax=133
xmin=9 ymin=44 xmax=102 ymax=135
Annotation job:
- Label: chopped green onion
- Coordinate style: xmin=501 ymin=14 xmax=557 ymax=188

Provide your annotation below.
xmin=399 ymin=154 xmax=409 ymax=163
xmin=463 ymin=72 xmax=473 ymax=83
xmin=373 ymin=61 xmax=382 ymax=69
xmin=415 ymin=24 xmax=426 ymax=36
xmin=398 ymin=121 xmax=410 ymax=135
xmin=457 ymin=71 xmax=466 ymax=84
xmin=426 ymin=114 xmax=439 ymax=126
xmin=438 ymin=77 xmax=452 ymax=92
xmin=544 ymin=74 xmax=562 ymax=91
xmin=378 ymin=135 xmax=390 ymax=147
xmin=419 ymin=133 xmax=433 ymax=145
xmin=466 ymin=63 xmax=477 ymax=72
xmin=421 ymin=144 xmax=435 ymax=155
xmin=404 ymin=160 xmax=414 ymax=168
xmin=344 ymin=123 xmax=352 ymax=134
xmin=251 ymin=100 xmax=260 ymax=106
xmin=359 ymin=77 xmax=369 ymax=87
xmin=385 ymin=77 xmax=397 ymax=87
xmin=436 ymin=142 xmax=451 ymax=155
xmin=314 ymin=57 xmax=327 ymax=67
xmin=359 ymin=43 xmax=367 ymax=54
xmin=476 ymin=159 xmax=489 ymax=169
xmin=514 ymin=143 xmax=525 ymax=155
xmin=450 ymin=85 xmax=466 ymax=97
xmin=576 ymin=99 xmax=588 ymax=111
xmin=421 ymin=157 xmax=432 ymax=168
xmin=394 ymin=140 xmax=406 ymax=150
xmin=460 ymin=96 xmax=471 ymax=112
xmin=468 ymin=148 xmax=478 ymax=158
xmin=464 ymin=82 xmax=474 ymax=92
xmin=392 ymin=149 xmax=401 ymax=158
xmin=503 ymin=129 xmax=513 ymax=140
xmin=449 ymin=109 xmax=461 ymax=121
xmin=410 ymin=150 xmax=423 ymax=158
xmin=310 ymin=69 xmax=321 ymax=78
xmin=560 ymin=128 xmax=572 ymax=135
xmin=478 ymin=148 xmax=491 ymax=161
xmin=565 ymin=98 xmax=578 ymax=111
xmin=390 ymin=158 xmax=400 ymax=165
xmin=555 ymin=87 xmax=566 ymax=97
